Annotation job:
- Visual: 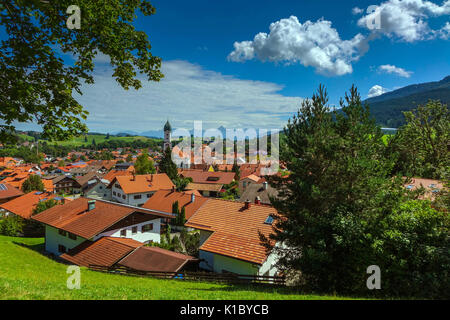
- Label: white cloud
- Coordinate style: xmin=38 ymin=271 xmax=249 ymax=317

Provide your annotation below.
xmin=73 ymin=60 xmax=302 ymax=132
xmin=378 ymin=64 xmax=413 ymax=77
xmin=228 ymin=16 xmax=367 ymax=76
xmin=439 ymin=21 xmax=450 ymax=38
xmin=352 ymin=7 xmax=364 ymax=15
xmin=357 ymin=0 xmax=450 ymax=42
xmin=368 ymin=85 xmax=390 ymax=98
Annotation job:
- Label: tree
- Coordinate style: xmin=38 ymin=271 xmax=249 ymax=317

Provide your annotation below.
xmin=21 ymin=174 xmax=45 ymax=193
xmin=0 ymin=0 xmax=163 ymax=143
xmin=159 ymin=147 xmax=178 ymax=180
xmin=57 ymin=160 xmax=65 ymax=167
xmin=126 ymin=154 xmax=133 ymax=163
xmin=134 ymin=151 xmax=155 ymax=174
xmin=232 ymin=160 xmax=240 ymax=180
xmin=105 ymin=133 xmax=110 ymax=140
xmin=388 ymin=100 xmax=449 ymax=179
xmin=262 ymin=85 xmax=408 ymax=295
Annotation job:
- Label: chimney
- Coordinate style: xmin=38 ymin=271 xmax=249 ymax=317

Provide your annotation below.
xmin=88 ymin=199 xmax=96 ymax=211
xmin=131 ymin=171 xmax=135 ymax=181
xmin=244 ymin=199 xmax=251 ymax=210
xmin=263 ymin=181 xmax=268 ymax=190
xmin=191 ymin=193 xmax=195 ymax=203
xmin=255 ymin=196 xmax=261 ymax=205
xmin=171 ymin=185 xmax=175 ymax=192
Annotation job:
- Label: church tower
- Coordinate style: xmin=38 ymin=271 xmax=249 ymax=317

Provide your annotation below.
xmin=163 ymin=120 xmax=172 ymax=151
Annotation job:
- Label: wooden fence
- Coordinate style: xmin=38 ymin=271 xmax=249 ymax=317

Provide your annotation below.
xmin=88 ymin=264 xmax=285 ymax=286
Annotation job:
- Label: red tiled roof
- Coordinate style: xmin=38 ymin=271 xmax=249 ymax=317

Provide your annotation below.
xmin=180 ymin=170 xmax=235 ymax=185
xmin=32 ymin=198 xmax=173 ymax=239
xmin=60 ymin=237 xmax=142 ymax=267
xmin=142 ymin=189 xmax=208 ymax=220
xmin=118 ymin=246 xmax=196 ymax=272
xmin=110 ymin=174 xmax=175 ymax=194
xmin=185 ymin=199 xmax=277 ymax=264
xmin=0 ymin=183 xmax=24 ymax=200
xmin=0 ymin=191 xmax=62 ymax=219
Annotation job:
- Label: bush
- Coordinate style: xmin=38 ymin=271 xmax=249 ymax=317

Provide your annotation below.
xmin=0 ymin=215 xmax=24 ymax=236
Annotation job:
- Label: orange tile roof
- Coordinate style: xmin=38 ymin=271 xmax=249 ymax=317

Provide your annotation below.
xmin=111 ymin=174 xmax=175 ymax=194
xmin=180 ymin=170 xmax=235 ymax=185
xmin=185 ymin=199 xmax=277 ymax=265
xmin=102 ymin=170 xmax=130 ymax=183
xmin=185 ymin=182 xmax=223 ymax=192
xmin=0 ymin=183 xmax=24 ymax=200
xmin=0 ymin=191 xmax=61 ymax=219
xmin=142 ymin=189 xmax=208 ymax=220
xmin=60 ymin=236 xmax=142 ymax=267
xmin=32 ymin=198 xmax=173 ymax=239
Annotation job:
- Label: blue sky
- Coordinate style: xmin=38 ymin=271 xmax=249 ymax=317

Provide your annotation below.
xmin=9 ymin=0 xmax=450 ymax=133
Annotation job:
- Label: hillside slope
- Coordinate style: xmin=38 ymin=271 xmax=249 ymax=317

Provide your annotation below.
xmin=365 ymin=76 xmax=450 ymax=127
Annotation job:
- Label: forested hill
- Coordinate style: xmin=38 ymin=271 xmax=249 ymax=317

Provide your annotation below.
xmin=365 ymin=75 xmax=450 ymax=128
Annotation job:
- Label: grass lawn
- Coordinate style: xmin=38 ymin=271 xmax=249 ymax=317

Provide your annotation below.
xmin=0 ymin=235 xmax=357 ymax=300
xmin=33 ymin=134 xmax=161 ymax=147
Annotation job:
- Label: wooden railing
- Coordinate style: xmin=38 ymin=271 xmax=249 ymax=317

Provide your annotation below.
xmin=88 ymin=264 xmax=285 ymax=285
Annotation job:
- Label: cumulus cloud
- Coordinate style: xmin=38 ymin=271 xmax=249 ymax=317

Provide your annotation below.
xmin=357 ymin=0 xmax=450 ymax=42
xmin=228 ymin=16 xmax=367 ymax=76
xmin=378 ymin=64 xmax=413 ymax=77
xmin=352 ymin=7 xmax=364 ymax=15
xmin=368 ymin=85 xmax=390 ymax=98
xmin=71 ymin=60 xmax=302 ymax=132
xmin=440 ymin=21 xmax=450 ymax=38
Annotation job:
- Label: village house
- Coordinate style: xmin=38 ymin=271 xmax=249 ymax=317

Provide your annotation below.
xmin=32 ymin=197 xmax=174 ymax=256
xmin=180 ymin=170 xmax=235 ymax=197
xmin=77 ymin=173 xmax=111 ymax=200
xmin=0 ymin=183 xmax=24 ymax=204
xmin=185 ymin=198 xmax=279 ymax=276
xmin=0 ymin=191 xmax=66 ymax=219
xmin=239 ymin=181 xmax=279 ymax=205
xmin=51 ymin=175 xmax=82 ymax=194
xmin=108 ymin=173 xmax=175 ymax=207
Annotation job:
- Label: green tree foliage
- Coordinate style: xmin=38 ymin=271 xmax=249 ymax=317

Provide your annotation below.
xmin=0 ymin=0 xmax=163 ymax=143
xmin=21 ymin=175 xmax=44 ymax=193
xmin=32 ymin=199 xmax=58 ymax=216
xmin=180 ymin=229 xmax=200 ymax=257
xmin=263 ymin=85 xmax=448 ymax=297
xmin=173 ymin=176 xmax=192 ymax=192
xmin=159 ymin=147 xmax=178 ymax=180
xmin=149 ymin=225 xmax=183 ymax=252
xmin=388 ymin=100 xmax=449 ymax=179
xmin=0 ymin=214 xmax=24 ymax=236
xmin=175 ymin=206 xmax=186 ymax=226
xmin=232 ymin=160 xmax=240 ymax=180
xmin=134 ymin=151 xmax=155 ymax=174
xmin=126 ymin=154 xmax=133 ymax=163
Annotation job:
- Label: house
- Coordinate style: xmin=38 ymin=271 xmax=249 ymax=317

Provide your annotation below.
xmin=60 ymin=236 xmax=197 ymax=272
xmin=32 ymin=197 xmax=173 ymax=256
xmin=239 ymin=174 xmax=263 ymax=193
xmin=52 ymin=175 xmax=82 ymax=194
xmin=108 ymin=173 xmax=175 ymax=207
xmin=115 ymin=162 xmax=134 ymax=171
xmin=181 ymin=170 xmax=235 ymax=197
xmin=185 ymin=198 xmax=279 ymax=276
xmin=239 ymin=181 xmax=278 ymax=205
xmin=77 ymin=173 xmax=111 ymax=200
xmin=0 ymin=191 xmax=66 ymax=219
xmin=142 ymin=189 xmax=209 ymax=223
xmin=69 ymin=165 xmax=102 ymax=177
xmin=0 ymin=183 xmax=24 ymax=204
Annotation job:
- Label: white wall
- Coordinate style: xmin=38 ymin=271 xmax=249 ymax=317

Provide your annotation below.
xmin=94 ymin=217 xmax=161 ymax=244
xmin=44 ymin=225 xmax=86 ymax=256
xmin=111 ymin=184 xmax=152 ymax=206
xmin=86 ymin=183 xmax=111 ymax=200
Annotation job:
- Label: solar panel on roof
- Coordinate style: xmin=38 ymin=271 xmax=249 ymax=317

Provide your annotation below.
xmin=264 ymin=215 xmax=274 ymax=225
xmin=34 ymin=191 xmax=43 ymax=195
xmin=0 ymin=184 xmax=6 ymax=190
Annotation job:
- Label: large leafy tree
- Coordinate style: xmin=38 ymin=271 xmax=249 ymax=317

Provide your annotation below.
xmin=0 ymin=0 xmax=163 ymax=143
xmin=388 ymin=100 xmax=449 ymax=179
xmin=159 ymin=147 xmax=178 ymax=180
xmin=262 ymin=85 xmax=406 ymax=294
xmin=134 ymin=151 xmax=155 ymax=174
xmin=21 ymin=174 xmax=45 ymax=193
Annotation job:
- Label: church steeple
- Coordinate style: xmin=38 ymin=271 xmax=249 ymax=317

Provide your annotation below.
xmin=164 ymin=120 xmax=172 ymax=133
xmin=163 ymin=120 xmax=172 ymax=151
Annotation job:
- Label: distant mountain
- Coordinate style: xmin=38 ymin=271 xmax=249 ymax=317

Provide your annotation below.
xmin=365 ymin=76 xmax=450 ymax=128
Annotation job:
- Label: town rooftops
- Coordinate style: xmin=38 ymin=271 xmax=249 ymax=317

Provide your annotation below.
xmin=239 ymin=182 xmax=279 ymax=205
xmin=32 ymin=197 xmax=173 ymax=239
xmin=108 ymin=174 xmax=175 ymax=194
xmin=142 ymin=189 xmax=209 ymax=220
xmin=0 ymin=183 xmax=24 ymax=201
xmin=185 ymin=198 xmax=277 ymax=265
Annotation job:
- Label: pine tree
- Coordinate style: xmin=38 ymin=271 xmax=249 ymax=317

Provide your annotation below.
xmin=159 ymin=147 xmax=178 ymax=180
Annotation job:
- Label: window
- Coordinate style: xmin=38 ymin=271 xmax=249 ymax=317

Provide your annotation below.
xmin=120 ymin=229 xmax=127 ymax=237
xmin=146 ymin=193 xmax=151 ymax=198
xmin=264 ymin=215 xmax=274 ymax=225
xmin=58 ymin=245 xmax=66 ymax=253
xmin=134 ymin=194 xmax=142 ymax=200
xmin=142 ymin=223 xmax=153 ymax=232
xmin=59 ymin=229 xmax=67 ymax=237
xmin=113 ymin=191 xmax=116 ymax=196
xmin=115 ymin=184 xmax=121 ymax=189
xmin=132 ymin=226 xmax=138 ymax=234
xmin=122 ymin=195 xmax=126 ymax=199
xmin=68 ymin=233 xmax=77 ymax=240
xmin=206 ymin=176 xmax=220 ymax=182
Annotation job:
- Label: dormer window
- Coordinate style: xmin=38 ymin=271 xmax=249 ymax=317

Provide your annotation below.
xmin=206 ymin=176 xmax=220 ymax=182
xmin=264 ymin=215 xmax=274 ymax=225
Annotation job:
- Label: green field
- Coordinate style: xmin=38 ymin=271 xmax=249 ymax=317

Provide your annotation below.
xmin=0 ymin=236 xmax=356 ymax=300
xmin=40 ymin=134 xmax=160 ymax=147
